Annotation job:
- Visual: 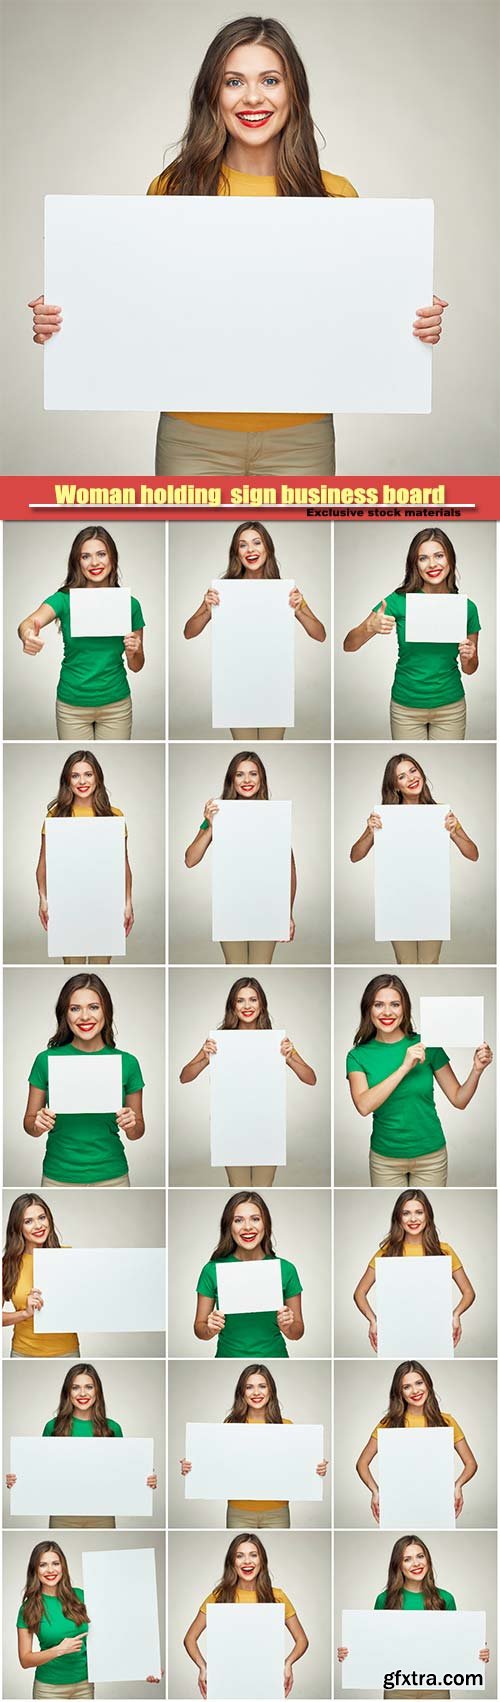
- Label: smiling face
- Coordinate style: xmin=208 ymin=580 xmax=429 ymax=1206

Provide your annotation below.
xmin=401 ymin=1542 xmax=429 ymax=1584
xmin=69 ymin=760 xmax=97 ymax=802
xmin=79 ymin=538 xmax=113 ymax=584
xmin=416 ymin=538 xmax=451 ymax=590
xmin=234 ymin=985 xmax=262 ymax=1026
xmin=70 ymin=1371 xmax=97 ymax=1414
xmin=66 ymin=987 xmax=105 ymax=1043
xmin=219 ymin=43 xmax=289 ymax=151
xmin=395 ymin=759 xmax=424 ymax=800
xmin=236 ymin=528 xmax=268 ymax=574
xmin=233 ymin=1540 xmax=262 ymax=1584
xmin=231 ymin=1201 xmax=265 ymax=1252
xmin=370 ymin=986 xmax=404 ymax=1037
xmin=244 ymin=1371 xmax=271 ymax=1411
xmin=37 ymin=1549 xmax=63 ymax=1589
xmin=400 ymin=1198 xmax=427 ymax=1238
xmin=22 ymin=1202 xmax=50 ymax=1248
xmin=233 ymin=760 xmax=262 ymax=798
xmin=400 ymin=1369 xmax=429 ymax=1408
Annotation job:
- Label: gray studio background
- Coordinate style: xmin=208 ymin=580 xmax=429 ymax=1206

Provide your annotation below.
xmin=3 ymin=1530 xmax=166 ymax=1701
xmin=168 ymin=1188 xmax=331 ymax=1359
xmin=334 ymin=965 xmax=496 ymax=1187
xmin=169 ymin=523 xmax=331 ymax=740
xmin=3 ymin=1357 xmax=166 ymax=1529
xmin=4 ymin=967 xmax=165 ymax=1188
xmin=3 ymin=743 xmax=165 ymax=964
xmin=169 ymin=742 xmax=331 ymax=964
xmin=168 ymin=1530 xmax=331 ymax=1700
xmin=334 ymin=1358 xmax=496 ymax=1530
xmin=3 ymin=521 xmax=166 ymax=741
xmin=334 ymin=520 xmax=496 ymax=741
xmin=334 ymin=1531 xmax=497 ymax=1700
xmin=334 ymin=1188 xmax=496 ymax=1359
xmin=2 ymin=1188 xmax=165 ymax=1359
xmin=168 ymin=1358 xmax=331 ymax=1529
xmin=170 ymin=967 xmax=330 ymax=1186
xmin=2 ymin=1 xmax=499 ymax=473
xmin=334 ymin=742 xmax=496 ymax=964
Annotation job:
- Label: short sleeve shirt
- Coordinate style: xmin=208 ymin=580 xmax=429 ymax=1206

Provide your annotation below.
xmin=373 ymin=590 xmax=480 ymax=707
xmin=346 ymin=1033 xmax=449 ymax=1158
xmin=45 ymin=589 xmax=144 ymax=706
xmin=29 ymin=1043 xmax=144 ymax=1183
xmin=196 ymin=1254 xmax=302 ymax=1358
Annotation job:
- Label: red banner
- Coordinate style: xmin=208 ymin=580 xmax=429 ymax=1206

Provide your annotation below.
xmin=0 ymin=476 xmax=499 ymax=520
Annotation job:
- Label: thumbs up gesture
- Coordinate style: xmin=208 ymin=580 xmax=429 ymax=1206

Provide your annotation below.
xmin=368 ymin=598 xmax=396 ymax=636
xmin=21 ymin=616 xmax=45 ymax=655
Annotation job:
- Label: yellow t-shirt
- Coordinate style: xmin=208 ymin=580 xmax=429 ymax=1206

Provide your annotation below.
xmin=372 ymin=1411 xmax=464 ymax=1445
xmin=200 ymin=1585 xmax=295 ymax=1618
xmin=228 ymin=1416 xmax=292 ymax=1513
xmin=42 ymin=804 xmax=126 ymax=834
xmin=147 ymin=164 xmax=358 ymax=431
xmin=369 ymin=1241 xmax=462 ymax=1272
xmin=10 ymin=1250 xmax=80 ymax=1358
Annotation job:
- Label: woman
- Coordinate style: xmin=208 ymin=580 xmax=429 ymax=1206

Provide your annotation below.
xmin=355 ymin=1360 xmax=477 ymax=1523
xmin=346 ymin=973 xmax=492 ymax=1187
xmin=350 ymin=751 xmax=478 ymax=964
xmin=180 ymin=975 xmax=316 ymax=1186
xmin=36 ymin=749 xmax=134 ymax=964
xmin=184 ymin=1533 xmax=308 ymax=1699
xmin=343 ymin=529 xmax=480 ymax=741
xmin=180 ymin=1360 xmax=327 ymax=1528
xmin=16 ymin=1541 xmax=162 ymax=1697
xmin=194 ymin=1190 xmax=304 ymax=1359
xmin=3 ymin=1193 xmax=80 ymax=1359
xmin=353 ymin=1190 xmax=475 ymax=1352
xmin=24 ymin=973 xmax=145 ymax=1187
xmin=338 ymin=1534 xmax=489 ymax=1701
xmin=184 ymin=520 xmax=326 ymax=738
xmin=30 ymin=18 xmax=446 ymax=478
xmin=7 ymin=1361 xmax=157 ymax=1530
xmin=185 ymin=749 xmax=296 ymax=965
xmin=17 ymin=525 xmax=145 ymax=741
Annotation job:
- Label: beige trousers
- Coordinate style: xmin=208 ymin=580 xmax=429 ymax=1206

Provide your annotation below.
xmin=49 ymin=1514 xmax=116 ymax=1529
xmin=155 ymin=414 xmax=336 ymax=476
xmin=220 ymin=941 xmax=276 ymax=965
xmin=63 ymin=957 xmax=112 ymax=965
xmin=392 ymin=940 xmax=442 ymax=964
xmin=33 ymin=1684 xmax=94 ymax=1700
xmin=56 ymin=696 xmax=132 ymax=740
xmin=11 ymin=1350 xmax=75 ymax=1358
xmin=226 ymin=1503 xmax=291 ymax=1529
xmin=42 ymin=1172 xmax=130 ymax=1188
xmin=231 ymin=727 xmax=285 ymax=740
xmin=369 ymin=1145 xmax=449 ymax=1188
xmin=384 ymin=1693 xmax=450 ymax=1700
xmin=226 ymin=1166 xmax=277 ymax=1187
xmin=390 ymin=697 xmax=466 ymax=741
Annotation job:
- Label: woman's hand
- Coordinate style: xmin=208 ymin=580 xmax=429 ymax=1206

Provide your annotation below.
xmin=203 ymin=799 xmax=219 ymax=824
xmin=206 ymin=1308 xmax=225 ymax=1336
xmin=281 ymin=1038 xmax=295 ymax=1060
xmin=479 ymin=1649 xmax=490 ymax=1664
xmin=413 ymin=295 xmax=448 ymax=344
xmin=289 ymin=587 xmax=303 ymax=612
xmin=124 ymin=899 xmax=135 ymax=936
xmin=25 ymin=1288 xmax=43 ymax=1315
xmin=445 ymin=810 xmax=458 ymax=834
xmin=337 ymin=1648 xmax=349 ymax=1663
xmin=367 ymin=601 xmax=395 ymax=637
xmin=203 ymin=589 xmax=220 ymax=614
xmin=284 ymin=1657 xmax=294 ymax=1696
xmin=452 ymin=1310 xmax=462 ymax=1347
xmin=454 ymin=1485 xmax=464 ymax=1516
xmin=38 ymin=895 xmax=49 ymax=931
xmin=146 ymin=1473 xmax=158 ymax=1489
xmin=146 ymin=1677 xmax=164 ymax=1685
xmin=21 ymin=619 xmax=44 ymax=655
xmin=368 ymin=1320 xmax=378 ymax=1352
xmin=57 ymin=1636 xmax=86 ymax=1656
xmin=6 ymin=1473 xmax=17 ymax=1489
xmin=277 ymin=1306 xmax=294 ymax=1332
xmin=316 ymin=1459 xmax=328 ymax=1476
xmin=458 ymin=637 xmax=476 ymax=666
xmin=367 ymin=812 xmax=382 ymax=834
xmin=28 ymin=295 xmax=62 ymax=344
xmin=123 ymin=632 xmax=141 ymax=658
xmin=116 ymin=1107 xmax=136 ymax=1131
xmin=202 ymin=1039 xmax=217 ymax=1062
xmin=370 ymin=1489 xmax=380 ymax=1523
xmin=473 ymin=1044 xmax=493 ymax=1074
xmin=198 ymin=1661 xmax=208 ymax=1698
xmin=180 ymin=1459 xmax=192 ymax=1475
xmin=34 ymin=1107 xmax=56 ymax=1134
xmin=402 ymin=1041 xmax=426 ymax=1074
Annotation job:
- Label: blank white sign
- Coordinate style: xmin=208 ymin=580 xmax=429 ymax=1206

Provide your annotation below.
xmin=375 ymin=1256 xmax=453 ymax=1358
xmin=374 ymin=806 xmax=450 ymax=941
xmin=405 ymin=594 xmax=467 ymax=643
xmin=69 ymin=587 xmax=132 ymax=637
xmin=83 ymin=1547 xmax=161 ymax=1682
xmin=48 ymin=1052 xmax=123 ymax=1113
xmin=378 ymin=1427 xmax=455 ymax=1530
xmin=207 ymin=1603 xmax=285 ymax=1700
xmin=212 ymin=801 xmax=291 ymax=942
xmin=211 ymin=581 xmax=295 ymax=729
xmin=10 ymin=1436 xmax=153 ymax=1516
xmin=209 ymin=1031 xmax=286 ymax=1167
xmin=341 ymin=1610 xmax=485 ymax=1691
xmin=420 ymin=995 xmax=484 ymax=1048
xmin=216 ymin=1260 xmax=283 ymax=1316
xmin=185 ymin=1422 xmax=323 ymax=1502
xmin=46 ymin=817 xmax=125 ymax=957
xmin=33 ymin=1247 xmax=166 ymax=1333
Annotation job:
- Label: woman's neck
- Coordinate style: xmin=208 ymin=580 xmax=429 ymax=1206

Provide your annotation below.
xmin=422 ymin=581 xmax=450 ymax=596
xmin=224 ymin=138 xmax=279 ymax=176
xmin=234 ymin=1246 xmax=265 ymax=1261
xmin=237 ymin=1019 xmax=258 ymax=1030
xmin=69 ymin=1035 xmax=105 ymax=1054
xmin=404 ymin=1234 xmax=424 ymax=1249
xmin=374 ymin=1026 xmax=404 ymax=1045
xmin=403 ymin=1579 xmax=423 ymax=1593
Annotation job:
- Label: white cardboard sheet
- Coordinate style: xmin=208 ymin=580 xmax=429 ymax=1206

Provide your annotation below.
xmin=83 ymin=1547 xmax=161 ymax=1682
xmin=377 ymin=1427 xmax=455 ymax=1530
xmin=211 ymin=580 xmax=295 ymax=729
xmin=46 ymin=817 xmax=125 ymax=958
xmin=69 ymin=587 xmax=132 ymax=637
xmin=216 ymin=1260 xmax=284 ymax=1316
xmin=212 ymin=801 xmax=291 ymax=942
xmin=207 ymin=1603 xmax=285 ymax=1700
xmin=48 ymin=1052 xmax=123 ymax=1113
xmin=10 ymin=1436 xmax=153 ymax=1516
xmin=185 ymin=1421 xmax=323 ymax=1501
xmin=375 ymin=1255 xmax=453 ymax=1358
xmin=33 ymin=1247 xmax=166 ymax=1333
xmin=420 ymin=995 xmax=484 ymax=1048
xmin=405 ymin=593 xmax=467 ymax=643
xmin=209 ymin=1031 xmax=286 ymax=1167
xmin=374 ymin=805 xmax=450 ymax=941
xmin=341 ymin=1610 xmax=486 ymax=1691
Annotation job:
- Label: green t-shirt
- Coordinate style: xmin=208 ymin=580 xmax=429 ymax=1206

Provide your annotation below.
xmin=45 ymin=589 xmax=145 ymax=706
xmin=17 ymin=1586 xmax=89 ymax=1684
xmin=196 ymin=1254 xmax=302 ymax=1358
xmin=346 ymin=1033 xmax=449 ymax=1158
xmin=29 ymin=1043 xmax=144 ymax=1182
xmin=375 ymin=1586 xmax=456 ymax=1611
xmin=43 ymin=1415 xmax=123 ymax=1437
xmin=373 ymin=590 xmax=480 ymax=707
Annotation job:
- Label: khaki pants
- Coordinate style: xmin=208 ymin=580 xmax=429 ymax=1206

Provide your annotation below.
xmin=390 ymin=697 xmax=466 ymax=741
xmin=392 ymin=940 xmax=442 ymax=964
xmin=220 ymin=941 xmax=276 ymax=964
xmin=231 ymin=728 xmax=285 ymax=740
xmin=226 ymin=1503 xmax=291 ymax=1529
xmin=42 ymin=1172 xmax=130 ymax=1188
xmin=155 ymin=413 xmax=336 ymax=476
xmin=226 ymin=1166 xmax=277 ymax=1187
xmin=369 ymin=1146 xmax=449 ymax=1187
xmin=384 ymin=1693 xmax=450 ymax=1700
xmin=49 ymin=1514 xmax=116 ymax=1529
xmin=56 ymin=696 xmax=132 ymax=740
xmin=33 ymin=1684 xmax=94 ymax=1700
xmin=63 ymin=957 xmax=112 ymax=965
xmin=11 ymin=1349 xmax=76 ymax=1358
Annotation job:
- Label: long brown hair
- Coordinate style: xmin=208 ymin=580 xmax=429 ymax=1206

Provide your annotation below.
xmin=157 ymin=18 xmax=330 ymax=198
xmin=48 ymin=975 xmax=116 ymax=1050
xmin=52 ymin=1363 xmax=116 ymax=1437
xmin=381 ymin=753 xmax=435 ymax=806
xmin=395 ymin=529 xmax=458 ymax=596
xmin=383 ymin=1535 xmax=446 ymax=1611
xmin=212 ymin=1534 xmax=276 ymax=1603
xmin=378 ymin=1191 xmax=443 ymax=1259
xmin=378 ymin=1361 xmax=448 ymax=1431
xmin=225 ymin=1363 xmax=283 ymax=1424
xmin=47 ymin=751 xmax=114 ymax=818
xmin=353 ymin=975 xmax=415 ymax=1047
xmin=58 ymin=526 xmax=120 ymax=593
xmin=222 ymin=751 xmax=269 ymax=799
xmin=220 ymin=978 xmax=272 ymax=1030
xmin=211 ymin=1191 xmax=275 ymax=1261
xmin=20 ymin=1542 xmax=89 ymax=1633
xmin=3 ymin=1195 xmax=60 ymax=1302
xmin=224 ymin=522 xmax=280 ymax=579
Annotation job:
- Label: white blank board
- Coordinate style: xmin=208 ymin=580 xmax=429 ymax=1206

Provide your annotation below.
xmin=420 ymin=995 xmax=484 ymax=1048
xmin=216 ymin=1260 xmax=283 ymax=1316
xmin=212 ymin=801 xmax=291 ymax=942
xmin=83 ymin=1547 xmax=161 ymax=1682
xmin=209 ymin=1031 xmax=286 ymax=1166
xmin=69 ymin=587 xmax=132 ymax=637
xmin=33 ymin=1247 xmax=166 ymax=1333
xmin=10 ymin=1436 xmax=153 ymax=1516
xmin=185 ymin=1422 xmax=323 ymax=1501
xmin=378 ymin=1427 xmax=455 ymax=1530
xmin=374 ymin=806 xmax=450 ymax=941
xmin=44 ymin=197 xmax=433 ymax=413
xmin=341 ymin=1610 xmax=485 ymax=1691
xmin=405 ymin=594 xmax=467 ymax=643
xmin=46 ymin=817 xmax=125 ymax=957
xmin=375 ymin=1255 xmax=453 ymax=1358
xmin=48 ymin=1052 xmax=123 ymax=1113
xmin=211 ymin=581 xmax=295 ymax=729
xmin=207 ymin=1603 xmax=285 ymax=1700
